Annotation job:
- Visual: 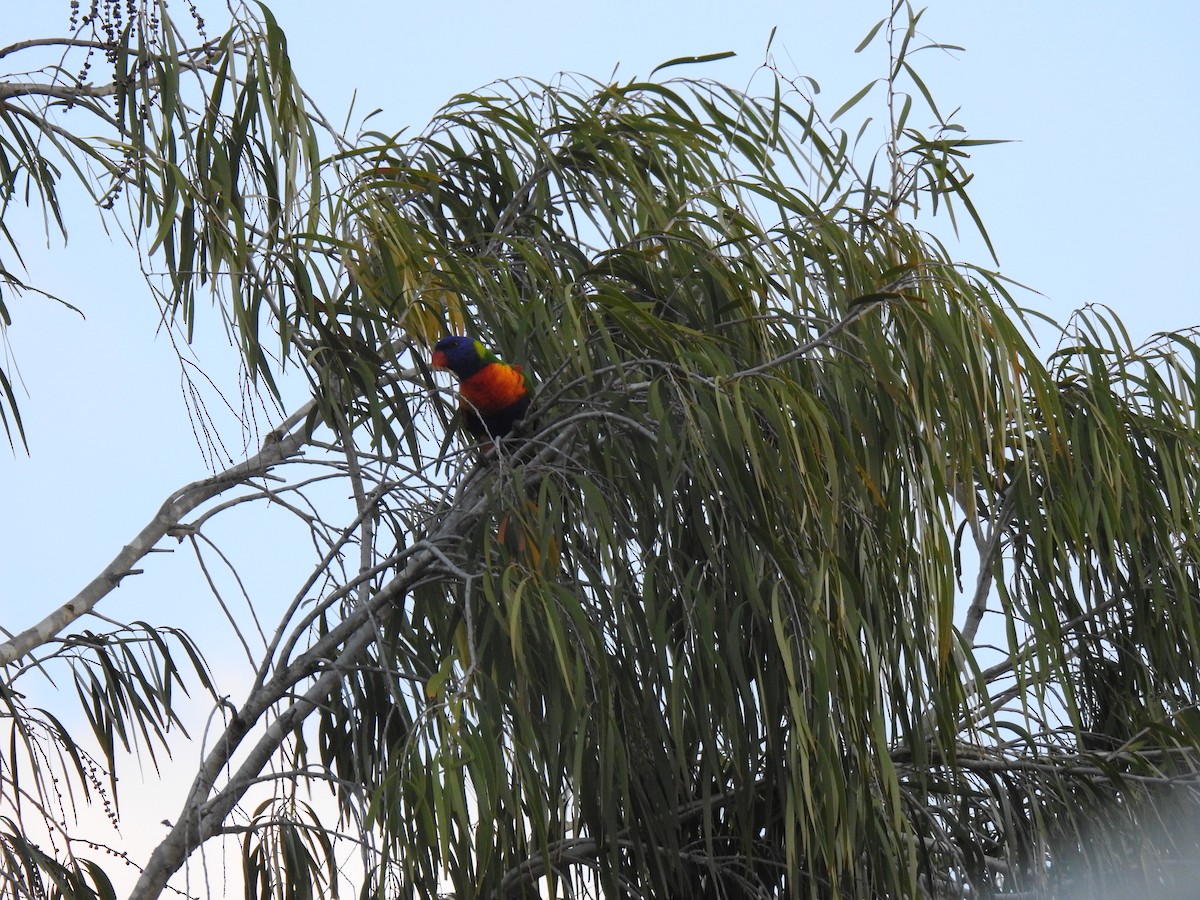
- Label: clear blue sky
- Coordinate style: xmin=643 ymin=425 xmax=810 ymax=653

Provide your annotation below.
xmin=3 ymin=0 xmax=1198 ymax=891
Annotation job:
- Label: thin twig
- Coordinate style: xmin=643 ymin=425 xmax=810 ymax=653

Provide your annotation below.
xmin=961 ymin=487 xmax=1018 ymax=645
xmin=0 ymin=403 xmax=315 ymax=668
xmin=729 ymin=276 xmax=915 ymax=381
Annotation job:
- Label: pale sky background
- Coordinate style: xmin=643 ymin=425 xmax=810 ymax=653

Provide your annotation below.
xmin=2 ymin=0 xmax=1198 ymax=894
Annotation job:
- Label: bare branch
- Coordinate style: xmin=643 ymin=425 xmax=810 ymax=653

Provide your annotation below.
xmin=0 ymin=37 xmax=116 ymax=60
xmin=961 ymin=487 xmax=1018 ymax=645
xmin=0 ymin=401 xmax=317 ymax=667
xmin=0 ymin=80 xmax=121 ymax=102
xmin=728 ymin=275 xmax=916 ymax=381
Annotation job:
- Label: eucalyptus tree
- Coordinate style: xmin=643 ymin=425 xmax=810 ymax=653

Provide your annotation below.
xmin=4 ymin=2 xmax=1200 ymax=899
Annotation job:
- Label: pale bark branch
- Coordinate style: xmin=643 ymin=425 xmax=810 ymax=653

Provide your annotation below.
xmin=728 ymin=274 xmax=917 ymax=382
xmin=961 ymin=487 xmax=1018 ymax=645
xmin=128 ymin=488 xmax=468 ymax=899
xmin=0 ymin=401 xmax=317 ymax=668
xmin=128 ymin=426 xmax=581 ymax=900
xmin=0 ymin=80 xmax=121 ymax=102
xmin=0 ymin=37 xmax=115 ymax=59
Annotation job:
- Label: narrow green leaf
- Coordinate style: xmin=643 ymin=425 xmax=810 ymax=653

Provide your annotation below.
xmin=651 ymin=51 xmax=736 ymax=77
xmin=831 ymin=79 xmax=880 ymax=122
xmin=855 ymin=17 xmax=888 ymax=53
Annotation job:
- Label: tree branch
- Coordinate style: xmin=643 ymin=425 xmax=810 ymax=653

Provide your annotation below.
xmin=128 ymin=426 xmax=582 ymax=899
xmin=0 ymin=37 xmax=116 ymax=59
xmin=0 ymin=401 xmax=316 ymax=668
xmin=728 ymin=274 xmax=917 ymax=382
xmin=0 ymin=80 xmax=121 ymax=102
xmin=961 ymin=486 xmax=1018 ymax=645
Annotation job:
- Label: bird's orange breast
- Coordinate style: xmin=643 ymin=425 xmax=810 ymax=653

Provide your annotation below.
xmin=459 ymin=363 xmax=528 ymax=412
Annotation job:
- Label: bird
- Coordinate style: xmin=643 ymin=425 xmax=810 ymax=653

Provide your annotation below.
xmin=432 ymin=336 xmax=551 ymax=567
xmin=431 ymin=336 xmax=533 ymax=446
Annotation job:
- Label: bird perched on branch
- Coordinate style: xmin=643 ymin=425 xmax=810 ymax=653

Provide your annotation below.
xmin=432 ymin=336 xmax=550 ymax=566
xmin=432 ymin=336 xmax=533 ymax=447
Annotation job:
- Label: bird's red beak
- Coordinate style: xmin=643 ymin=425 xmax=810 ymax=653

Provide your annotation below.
xmin=431 ymin=350 xmax=448 ymax=369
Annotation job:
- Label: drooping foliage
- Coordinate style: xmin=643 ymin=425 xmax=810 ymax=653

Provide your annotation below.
xmin=336 ymin=68 xmax=1030 ymax=900
xmin=0 ymin=0 xmax=318 ymax=455
xmin=4 ymin=3 xmax=1200 ymax=899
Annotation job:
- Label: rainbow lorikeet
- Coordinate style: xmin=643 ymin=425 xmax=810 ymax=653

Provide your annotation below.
xmin=431 ymin=336 xmax=533 ymax=444
xmin=433 ymin=336 xmax=554 ymax=566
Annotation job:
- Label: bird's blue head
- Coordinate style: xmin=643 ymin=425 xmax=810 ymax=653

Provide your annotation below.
xmin=432 ymin=336 xmax=488 ymax=379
